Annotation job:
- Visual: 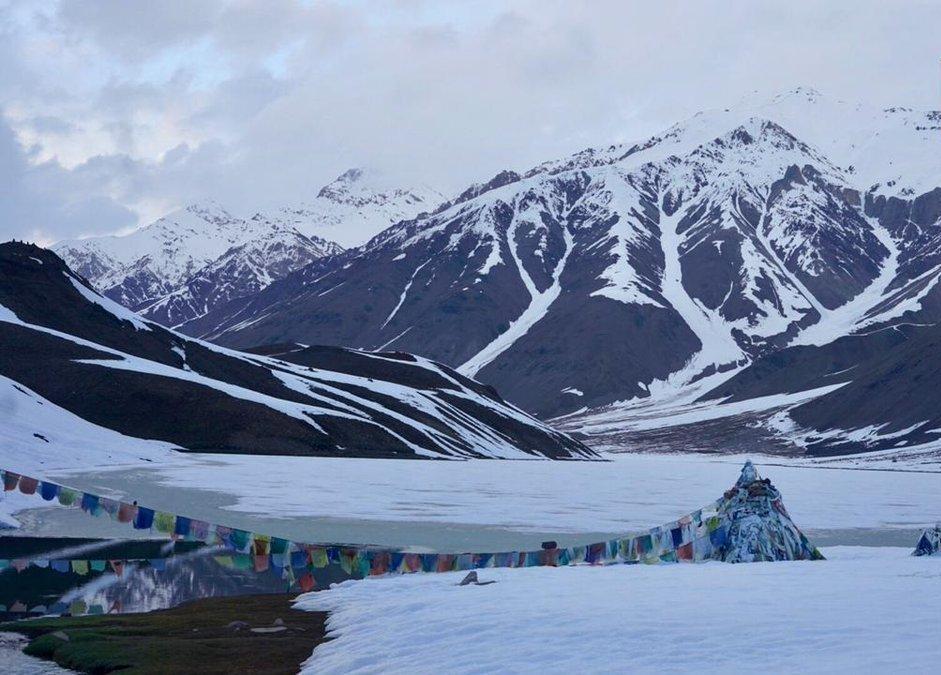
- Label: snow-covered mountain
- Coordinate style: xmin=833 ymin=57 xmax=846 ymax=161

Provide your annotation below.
xmin=52 ymin=169 xmax=442 ymax=328
xmin=54 ymin=201 xmax=259 ymax=308
xmin=0 ymin=242 xmax=593 ymax=460
xmin=135 ymin=216 xmax=342 ymax=328
xmin=179 ymin=88 xmax=941 ymax=456
xmin=267 ymin=168 xmax=445 ymax=248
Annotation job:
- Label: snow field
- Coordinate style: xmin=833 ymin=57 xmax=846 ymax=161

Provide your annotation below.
xmin=297 ymin=546 xmax=941 ymax=674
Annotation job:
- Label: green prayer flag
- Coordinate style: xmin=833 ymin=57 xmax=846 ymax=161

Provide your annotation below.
xmin=154 ymin=511 xmax=176 ymax=534
xmin=229 ymin=529 xmax=250 ymax=551
xmin=232 ymin=554 xmax=253 ymax=571
xmin=57 ymin=487 xmax=79 ymax=506
xmin=309 ymin=548 xmax=328 ymax=568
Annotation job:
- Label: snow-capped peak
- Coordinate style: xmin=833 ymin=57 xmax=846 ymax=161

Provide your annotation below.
xmin=52 ymin=199 xmax=259 ymax=304
xmin=711 ymin=88 xmax=940 ymax=196
xmin=768 ymin=85 xmax=824 ymax=103
xmin=267 ymin=167 xmax=446 ymax=248
xmin=51 ymin=167 xmax=442 ymax=324
xmin=52 ymin=195 xmax=345 ymax=315
xmin=317 ymin=167 xmax=373 ymax=200
xmin=522 ymin=88 xmax=939 ymax=200
xmin=176 ymin=199 xmax=237 ymax=224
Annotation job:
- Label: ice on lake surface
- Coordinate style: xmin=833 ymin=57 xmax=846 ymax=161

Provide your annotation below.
xmin=16 ymin=452 xmax=939 ymax=551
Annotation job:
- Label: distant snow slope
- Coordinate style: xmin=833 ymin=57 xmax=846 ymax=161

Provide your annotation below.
xmin=135 ymin=219 xmax=342 ymax=328
xmin=54 ymin=201 xmax=257 ymax=307
xmin=266 ymin=168 xmax=445 ymax=249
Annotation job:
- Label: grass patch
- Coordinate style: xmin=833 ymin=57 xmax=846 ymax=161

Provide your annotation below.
xmin=3 ymin=594 xmax=329 ymax=674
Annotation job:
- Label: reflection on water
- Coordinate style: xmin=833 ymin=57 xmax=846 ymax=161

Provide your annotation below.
xmin=0 ymin=536 xmax=354 ymax=621
xmin=1 ymin=524 xmax=922 ymax=622
xmin=0 ymin=633 xmax=71 ymax=674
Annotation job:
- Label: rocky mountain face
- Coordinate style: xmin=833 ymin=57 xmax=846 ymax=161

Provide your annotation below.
xmin=693 ymin=180 xmax=941 ymax=455
xmin=52 ymin=169 xmax=441 ymax=329
xmin=0 ymin=242 xmax=594 ymax=460
xmin=181 ymin=89 xmax=941 ymax=459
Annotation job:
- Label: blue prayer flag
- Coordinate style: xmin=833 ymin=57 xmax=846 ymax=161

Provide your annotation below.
xmin=40 ymin=481 xmax=59 ymax=501
xmin=174 ymin=516 xmax=192 ymax=537
xmin=133 ymin=507 xmax=155 ymax=530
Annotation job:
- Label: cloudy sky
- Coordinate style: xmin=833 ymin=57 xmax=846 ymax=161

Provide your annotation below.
xmin=1 ymin=0 xmax=938 ymax=244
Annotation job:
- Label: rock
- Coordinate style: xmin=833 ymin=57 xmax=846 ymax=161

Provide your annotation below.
xmin=250 ymin=626 xmax=288 ymax=634
xmin=458 ymin=571 xmax=497 ymax=586
xmin=458 ymin=571 xmax=479 ymax=586
xmin=50 ymin=631 xmax=69 ymax=642
xmin=225 ymin=620 xmax=250 ymax=631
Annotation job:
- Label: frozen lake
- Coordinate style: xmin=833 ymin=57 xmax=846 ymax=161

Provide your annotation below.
xmin=8 ymin=452 xmax=939 ymax=552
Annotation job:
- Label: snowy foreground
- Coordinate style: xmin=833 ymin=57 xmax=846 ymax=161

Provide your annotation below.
xmin=297 ymin=547 xmax=940 ymax=674
xmin=2 ymin=442 xmax=939 ymax=672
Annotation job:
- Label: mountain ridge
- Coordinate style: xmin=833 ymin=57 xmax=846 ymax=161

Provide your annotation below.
xmin=43 ymin=88 xmax=941 ymax=457
xmin=168 ymin=89 xmax=941 ymax=457
xmin=0 ymin=241 xmax=593 ymax=460
xmin=53 ymin=168 xmax=443 ymax=329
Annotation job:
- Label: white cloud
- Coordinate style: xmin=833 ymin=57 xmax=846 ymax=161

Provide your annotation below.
xmin=1 ymin=0 xmax=939 ymax=242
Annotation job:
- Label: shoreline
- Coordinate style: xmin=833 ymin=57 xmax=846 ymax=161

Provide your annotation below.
xmin=1 ymin=594 xmax=329 ymax=675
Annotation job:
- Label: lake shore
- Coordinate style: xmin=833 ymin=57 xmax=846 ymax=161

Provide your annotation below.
xmin=2 ymin=594 xmax=329 ymax=675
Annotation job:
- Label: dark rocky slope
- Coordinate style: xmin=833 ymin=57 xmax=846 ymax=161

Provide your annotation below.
xmin=0 ymin=242 xmax=593 ymax=460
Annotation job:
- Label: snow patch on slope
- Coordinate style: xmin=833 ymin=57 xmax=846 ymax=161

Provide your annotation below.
xmin=791 ymin=215 xmax=900 ymax=346
xmin=0 ymin=375 xmax=177 ymax=476
xmin=459 ymin=219 xmax=573 ymax=378
xmin=560 ymin=383 xmax=846 ymax=435
xmin=381 ymin=260 xmax=431 ymax=330
xmin=587 ymin=170 xmax=662 ymax=307
xmin=67 ymin=274 xmax=153 ymax=332
xmin=657 ymin=209 xmax=744 ymax=381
